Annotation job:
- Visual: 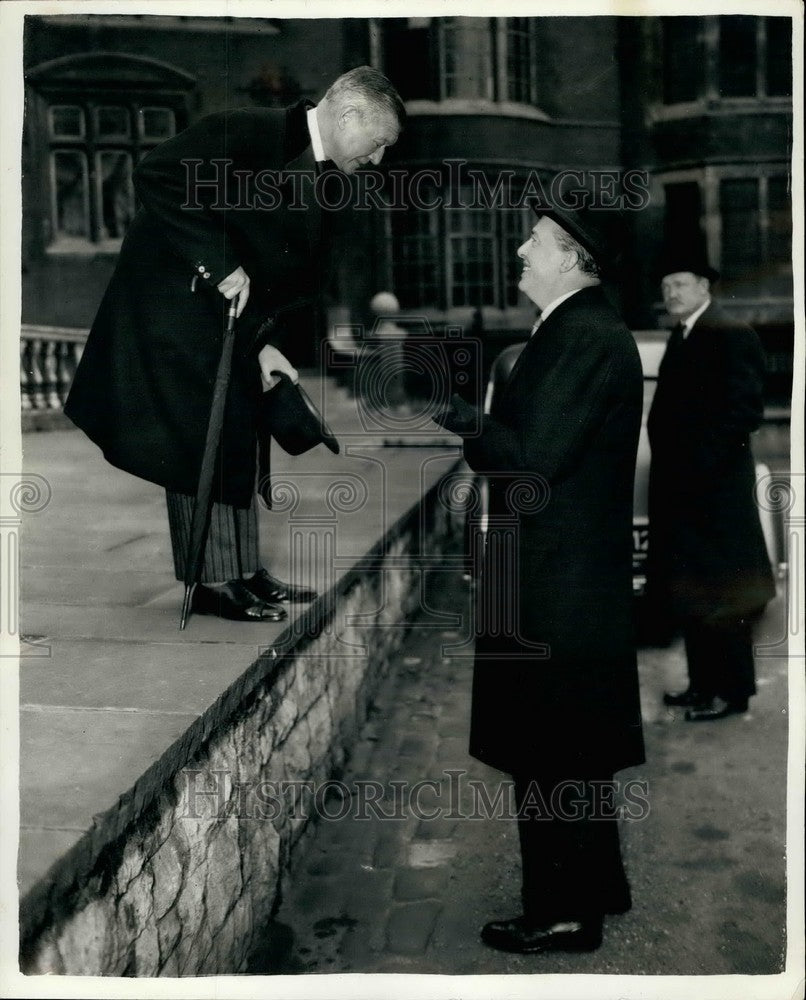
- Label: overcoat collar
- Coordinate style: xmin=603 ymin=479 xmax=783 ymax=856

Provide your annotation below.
xmin=283 ymin=99 xmax=315 ymax=168
xmin=504 ymin=285 xmax=606 ymax=391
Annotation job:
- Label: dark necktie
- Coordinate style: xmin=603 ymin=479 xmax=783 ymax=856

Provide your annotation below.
xmin=667 ymin=321 xmax=685 ymax=352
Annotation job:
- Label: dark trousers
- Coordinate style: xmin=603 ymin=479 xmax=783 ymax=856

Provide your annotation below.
xmin=683 ymin=616 xmax=757 ymax=703
xmin=512 ymin=773 xmax=632 ymax=924
xmin=165 ymin=492 xmax=260 ymax=584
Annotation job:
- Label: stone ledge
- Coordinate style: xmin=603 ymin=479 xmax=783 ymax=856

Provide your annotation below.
xmin=19 ymin=463 xmax=464 ymax=975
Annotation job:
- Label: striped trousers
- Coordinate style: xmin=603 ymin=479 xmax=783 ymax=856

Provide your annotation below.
xmin=165 ymin=491 xmax=261 ymax=584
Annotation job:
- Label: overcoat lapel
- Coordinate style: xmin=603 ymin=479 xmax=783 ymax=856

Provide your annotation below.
xmin=284 ymin=143 xmax=322 ymax=258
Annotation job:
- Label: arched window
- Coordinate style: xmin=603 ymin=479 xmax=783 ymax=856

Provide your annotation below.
xmin=26 ymin=53 xmax=195 ymax=253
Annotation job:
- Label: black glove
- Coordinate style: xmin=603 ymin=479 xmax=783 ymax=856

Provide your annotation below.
xmin=432 ymin=393 xmax=480 ymax=437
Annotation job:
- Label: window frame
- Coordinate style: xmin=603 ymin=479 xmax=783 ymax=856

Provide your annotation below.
xmin=654 ymin=14 xmax=792 ymax=114
xmin=26 ymin=53 xmax=194 ymax=257
xmin=45 ymin=98 xmax=177 ymax=254
xmin=653 ymin=166 xmax=793 ymax=302
xmin=386 ymin=174 xmax=533 ymax=315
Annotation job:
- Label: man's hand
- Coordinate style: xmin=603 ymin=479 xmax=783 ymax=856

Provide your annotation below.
xmin=432 ymin=393 xmax=480 ymax=437
xmin=258 ymin=345 xmax=298 ymax=390
xmin=217 ymin=266 xmax=250 ymax=317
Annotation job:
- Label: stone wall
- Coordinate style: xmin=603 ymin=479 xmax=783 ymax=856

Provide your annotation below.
xmin=20 ymin=470 xmax=463 ymax=975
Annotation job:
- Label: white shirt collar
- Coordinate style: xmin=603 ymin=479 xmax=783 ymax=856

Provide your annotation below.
xmin=306 ymin=106 xmax=326 ymax=163
xmin=531 ymin=287 xmax=583 ymax=335
xmin=681 ymin=297 xmax=711 ymax=338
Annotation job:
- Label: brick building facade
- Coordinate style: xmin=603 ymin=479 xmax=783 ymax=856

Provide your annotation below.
xmin=21 ymin=14 xmax=793 ymax=399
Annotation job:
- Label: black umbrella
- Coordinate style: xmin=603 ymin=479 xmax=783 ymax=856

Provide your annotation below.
xmin=180 ymin=300 xmax=239 ymax=630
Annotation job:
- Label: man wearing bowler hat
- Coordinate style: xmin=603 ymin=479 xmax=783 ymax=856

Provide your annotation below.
xmin=65 ymin=67 xmax=404 ymax=622
xmin=646 ymin=248 xmax=775 ymax=720
xmin=435 ymin=191 xmax=645 ymax=953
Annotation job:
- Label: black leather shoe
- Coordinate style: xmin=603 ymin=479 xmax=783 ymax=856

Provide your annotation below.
xmin=685 ymin=696 xmax=748 ymax=722
xmin=663 ymin=687 xmax=709 ymax=708
xmin=480 ymin=915 xmax=603 ymax=954
xmin=192 ymin=581 xmax=287 ymax=622
xmin=244 ymin=568 xmax=317 ymax=604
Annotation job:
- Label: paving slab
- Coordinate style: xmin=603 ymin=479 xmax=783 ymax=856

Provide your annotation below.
xmin=19 ymin=637 xmax=277 ymax=713
xmin=17 ymin=829 xmax=86 ymax=900
xmin=21 ymin=601 xmax=289 ymax=646
xmin=20 ymin=706 xmax=199 ymax=833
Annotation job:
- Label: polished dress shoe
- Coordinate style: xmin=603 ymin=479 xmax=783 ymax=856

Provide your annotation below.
xmin=685 ymin=695 xmax=748 ymax=722
xmin=192 ymin=580 xmax=286 ymax=622
xmin=244 ymin=568 xmax=317 ymax=604
xmin=663 ymin=687 xmax=709 ymax=708
xmin=480 ymin=915 xmax=603 ymax=954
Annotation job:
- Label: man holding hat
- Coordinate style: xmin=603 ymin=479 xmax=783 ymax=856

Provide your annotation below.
xmin=435 ymin=195 xmax=644 ymax=953
xmin=646 ymin=250 xmax=774 ymax=720
xmin=65 ymin=67 xmax=404 ymax=622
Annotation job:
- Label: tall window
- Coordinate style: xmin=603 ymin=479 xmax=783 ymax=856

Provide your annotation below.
xmin=720 ymin=178 xmax=761 ymax=278
xmin=382 ymin=18 xmax=540 ymax=107
xmin=446 ymin=202 xmax=497 ymax=307
xmin=505 ymin=19 xmax=537 ymax=104
xmin=438 ymin=18 xmax=494 ymax=100
xmin=661 ymin=17 xmax=703 ymax=104
xmin=389 ymin=197 xmax=441 ymax=309
xmin=663 ymin=181 xmax=703 ymax=247
xmin=387 ymin=178 xmax=531 ymax=311
xmin=718 ymin=16 xmax=792 ymax=99
xmin=661 ymin=16 xmax=792 ymax=104
xmin=381 ymin=18 xmax=434 ymax=101
xmin=27 ymin=53 xmax=193 ymax=254
xmin=719 ymin=175 xmax=792 ymax=290
xmin=502 ymin=200 xmax=529 ymax=307
xmin=765 ymin=17 xmax=793 ymax=97
xmin=47 ymin=102 xmax=176 ymax=252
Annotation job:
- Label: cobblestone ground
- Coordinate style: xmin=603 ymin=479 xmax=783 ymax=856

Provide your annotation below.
xmin=248 ymin=570 xmax=789 ymax=977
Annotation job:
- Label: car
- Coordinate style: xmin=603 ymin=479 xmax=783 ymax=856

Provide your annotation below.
xmin=463 ymin=328 xmax=778 ymax=600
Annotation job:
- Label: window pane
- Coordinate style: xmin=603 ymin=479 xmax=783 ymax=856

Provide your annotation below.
xmin=720 ymin=178 xmax=761 ymax=279
xmin=139 ymin=107 xmax=176 ymax=141
xmin=767 ymin=176 xmax=791 ymax=266
xmin=507 ymin=18 xmax=534 ymax=104
xmin=503 ymin=198 xmax=530 ymax=306
xmin=661 ymin=17 xmax=703 ymax=103
xmin=382 ymin=19 xmax=434 ymax=100
xmin=719 ymin=16 xmax=758 ymax=97
xmin=95 ymin=106 xmax=130 ymax=139
xmin=52 ymin=151 xmax=88 ymax=237
xmin=49 ymin=106 xmax=85 ymax=139
xmin=441 ymin=18 xmax=493 ymax=100
xmin=663 ymin=181 xmax=703 ymax=247
xmin=766 ymin=18 xmax=792 ymax=97
xmin=448 ymin=200 xmax=495 ymax=307
xmin=389 ymin=203 xmax=441 ymax=308
xmin=97 ymin=152 xmax=135 ymax=240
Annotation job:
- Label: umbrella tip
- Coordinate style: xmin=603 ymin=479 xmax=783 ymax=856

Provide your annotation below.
xmin=180 ymin=585 xmax=195 ymax=630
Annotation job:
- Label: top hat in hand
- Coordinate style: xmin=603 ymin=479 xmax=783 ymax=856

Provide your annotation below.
xmin=258 ymin=372 xmax=340 ymax=457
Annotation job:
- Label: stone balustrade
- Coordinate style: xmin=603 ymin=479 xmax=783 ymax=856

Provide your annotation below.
xmin=20 ymin=326 xmax=87 ymax=426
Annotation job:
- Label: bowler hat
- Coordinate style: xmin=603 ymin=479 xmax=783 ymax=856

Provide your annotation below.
xmin=655 ymin=248 xmax=720 ymax=284
xmin=528 ymin=195 xmax=625 ymax=272
xmin=258 ymin=373 xmax=340 ymax=457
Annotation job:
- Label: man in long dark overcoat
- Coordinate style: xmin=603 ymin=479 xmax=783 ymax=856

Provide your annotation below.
xmin=435 ymin=199 xmax=644 ymax=953
xmin=647 ymin=255 xmax=775 ymax=720
xmin=65 ymin=67 xmax=404 ymax=621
